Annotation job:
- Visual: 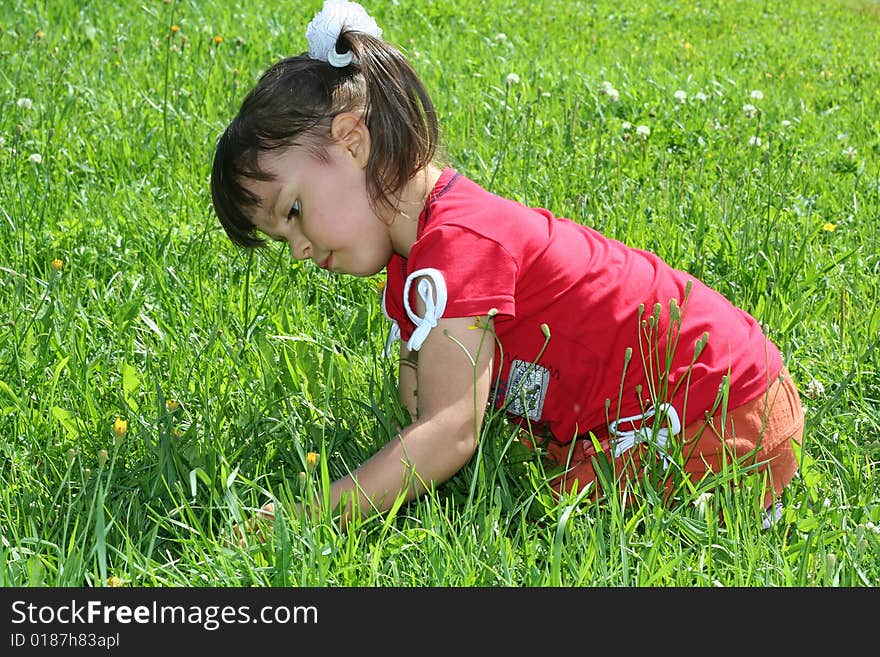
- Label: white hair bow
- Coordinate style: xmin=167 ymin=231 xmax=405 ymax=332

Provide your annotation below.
xmin=306 ymin=0 xmax=383 ymax=67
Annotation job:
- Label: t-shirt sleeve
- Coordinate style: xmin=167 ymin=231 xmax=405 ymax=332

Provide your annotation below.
xmin=389 ymin=225 xmax=518 ymax=344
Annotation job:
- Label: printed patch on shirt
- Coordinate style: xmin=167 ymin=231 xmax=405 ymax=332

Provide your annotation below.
xmin=506 ymin=359 xmax=550 ymax=421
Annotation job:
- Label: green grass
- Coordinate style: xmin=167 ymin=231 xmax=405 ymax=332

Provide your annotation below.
xmin=1 ymin=0 xmax=878 ymax=586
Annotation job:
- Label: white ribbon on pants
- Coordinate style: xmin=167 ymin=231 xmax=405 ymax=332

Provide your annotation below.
xmin=609 ymin=402 xmax=681 ymax=469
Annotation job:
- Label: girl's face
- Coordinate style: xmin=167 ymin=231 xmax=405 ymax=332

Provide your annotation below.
xmin=244 ymin=136 xmax=393 ymax=277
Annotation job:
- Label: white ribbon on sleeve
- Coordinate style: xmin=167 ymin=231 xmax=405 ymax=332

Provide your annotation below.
xmin=402 ymin=268 xmax=447 ymax=351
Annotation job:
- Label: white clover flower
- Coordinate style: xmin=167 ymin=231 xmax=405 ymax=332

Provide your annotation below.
xmin=598 ymin=81 xmax=620 ymax=101
xmin=749 ymin=135 xmax=762 ymax=147
xmin=694 ymin=91 xmax=708 ymax=102
xmin=743 ymin=103 xmax=758 ymax=118
xmin=805 ymin=378 xmax=825 ymax=400
xmin=781 ymin=119 xmax=792 ymax=128
xmin=621 ymin=121 xmax=632 ymax=130
xmin=0 ymin=136 xmax=5 ymax=147
xmin=28 ymin=152 xmax=42 ymax=164
xmin=750 ymin=89 xmax=764 ymax=100
xmin=837 ymin=132 xmax=848 ymax=141
xmin=17 ymin=97 xmax=33 ymax=110
xmin=674 ymin=89 xmax=687 ymax=103
xmin=494 ymin=32 xmax=508 ymax=42
xmin=843 ymin=146 xmax=857 ymax=160
xmin=505 ymin=72 xmax=520 ymax=86
xmin=636 ymin=125 xmax=650 ymax=139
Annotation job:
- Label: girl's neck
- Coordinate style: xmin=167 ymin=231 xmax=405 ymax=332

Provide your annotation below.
xmin=388 ymin=163 xmax=443 ymax=258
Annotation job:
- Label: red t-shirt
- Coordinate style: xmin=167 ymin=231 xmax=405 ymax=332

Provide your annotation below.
xmin=383 ymin=168 xmax=782 ymax=443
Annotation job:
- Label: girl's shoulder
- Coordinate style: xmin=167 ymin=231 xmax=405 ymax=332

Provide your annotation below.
xmin=421 ymin=169 xmax=589 ymax=250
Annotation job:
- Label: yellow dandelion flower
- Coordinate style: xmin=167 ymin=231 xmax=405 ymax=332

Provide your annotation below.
xmin=113 ymin=417 xmax=128 ymax=437
xmin=822 ymin=222 xmax=837 ymax=232
xmin=51 ymin=258 xmax=63 ymax=270
xmin=106 ymin=576 xmax=125 ymax=587
xmin=375 ymin=279 xmax=386 ymax=293
xmin=306 ymin=451 xmax=319 ymax=470
xmin=36 ymin=30 xmax=45 ymax=40
xmin=171 ymin=24 xmax=180 ymax=33
xmin=213 ymin=35 xmax=223 ymax=44
xmin=682 ymin=41 xmax=692 ymax=50
xmin=166 ymin=399 xmax=180 ymax=412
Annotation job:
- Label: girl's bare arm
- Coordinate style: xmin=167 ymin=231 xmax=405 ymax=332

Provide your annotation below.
xmin=242 ymin=315 xmax=495 ymax=537
xmin=328 ymin=314 xmax=495 ymax=525
xmin=398 ymin=342 xmax=419 ymax=421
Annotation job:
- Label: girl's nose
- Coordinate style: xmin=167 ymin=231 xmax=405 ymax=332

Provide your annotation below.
xmin=288 ymin=238 xmax=311 ymax=261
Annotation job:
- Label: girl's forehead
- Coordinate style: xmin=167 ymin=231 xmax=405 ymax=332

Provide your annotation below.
xmin=254 ymin=142 xmax=314 ymax=179
xmin=248 ymin=149 xmax=298 ymax=200
xmin=255 ymin=147 xmax=290 ymax=175
xmin=244 ymin=175 xmax=279 ymax=213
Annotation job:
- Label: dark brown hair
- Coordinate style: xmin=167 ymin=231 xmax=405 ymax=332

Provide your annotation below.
xmin=210 ymin=30 xmax=439 ymax=247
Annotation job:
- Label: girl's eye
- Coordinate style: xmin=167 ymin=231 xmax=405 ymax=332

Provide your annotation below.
xmin=287 ymin=200 xmax=301 ymax=221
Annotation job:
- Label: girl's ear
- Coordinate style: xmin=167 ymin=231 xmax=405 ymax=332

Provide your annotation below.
xmin=330 ymin=112 xmax=370 ymax=168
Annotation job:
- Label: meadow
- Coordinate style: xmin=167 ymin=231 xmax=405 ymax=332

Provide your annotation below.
xmin=1 ymin=0 xmax=878 ymax=586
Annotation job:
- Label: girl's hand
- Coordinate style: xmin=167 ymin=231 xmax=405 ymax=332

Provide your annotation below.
xmin=232 ymin=502 xmax=275 ymax=545
xmin=322 ymin=313 xmax=495 ymax=527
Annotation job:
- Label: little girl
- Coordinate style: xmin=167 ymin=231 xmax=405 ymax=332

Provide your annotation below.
xmin=211 ymin=0 xmax=804 ymax=529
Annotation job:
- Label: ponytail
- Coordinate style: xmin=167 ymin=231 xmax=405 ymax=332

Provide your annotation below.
xmin=343 ymin=31 xmax=438 ymax=212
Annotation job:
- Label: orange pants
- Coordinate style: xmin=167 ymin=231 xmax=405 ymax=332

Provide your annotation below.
xmin=543 ymin=368 xmax=804 ymax=508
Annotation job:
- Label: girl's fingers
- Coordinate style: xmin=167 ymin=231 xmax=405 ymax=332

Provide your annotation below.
xmin=231 ymin=506 xmax=276 ymax=546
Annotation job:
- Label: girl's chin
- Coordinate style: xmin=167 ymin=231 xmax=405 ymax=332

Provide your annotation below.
xmin=352 ymin=262 xmax=391 ymax=278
